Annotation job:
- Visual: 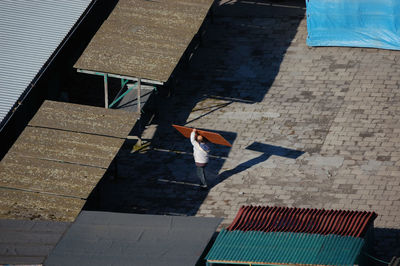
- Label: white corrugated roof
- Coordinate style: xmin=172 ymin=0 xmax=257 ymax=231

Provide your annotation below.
xmin=0 ymin=0 xmax=93 ymax=130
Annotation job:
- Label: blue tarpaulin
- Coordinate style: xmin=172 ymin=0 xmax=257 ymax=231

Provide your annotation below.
xmin=306 ymin=0 xmax=400 ymax=50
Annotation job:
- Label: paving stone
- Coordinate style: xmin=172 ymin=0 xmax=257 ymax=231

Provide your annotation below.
xmin=82 ymin=0 xmax=400 ymax=260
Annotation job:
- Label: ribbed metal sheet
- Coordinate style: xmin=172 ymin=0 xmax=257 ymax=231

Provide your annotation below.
xmin=227 ymin=205 xmax=377 ymax=237
xmin=0 ymin=0 xmax=93 ymax=129
xmin=206 ymin=230 xmax=365 ymax=266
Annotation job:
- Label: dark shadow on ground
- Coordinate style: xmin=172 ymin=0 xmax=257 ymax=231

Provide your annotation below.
xmin=84 ymin=128 xmax=236 ymax=216
xmin=194 ymin=0 xmax=306 ymax=103
xmin=84 ymin=0 xmax=306 ymax=217
xmin=372 ymin=228 xmax=400 ymax=265
xmin=217 ymin=142 xmax=304 ymax=185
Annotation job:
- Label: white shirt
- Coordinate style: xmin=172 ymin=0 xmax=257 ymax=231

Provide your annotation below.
xmin=190 ymin=131 xmax=210 ymax=164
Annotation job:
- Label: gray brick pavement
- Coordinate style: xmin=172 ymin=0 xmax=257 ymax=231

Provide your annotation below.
xmin=90 ymin=0 xmax=400 ymax=261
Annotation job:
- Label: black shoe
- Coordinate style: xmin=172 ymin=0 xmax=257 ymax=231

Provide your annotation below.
xmin=200 ymin=184 xmax=208 ymax=190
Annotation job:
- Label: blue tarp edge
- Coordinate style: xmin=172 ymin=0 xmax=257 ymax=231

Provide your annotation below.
xmin=306 ymin=0 xmax=400 ymax=50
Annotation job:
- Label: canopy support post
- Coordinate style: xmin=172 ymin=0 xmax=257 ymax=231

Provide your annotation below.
xmin=104 ymin=73 xmax=109 ymax=108
xmin=137 ymin=78 xmax=142 ymax=146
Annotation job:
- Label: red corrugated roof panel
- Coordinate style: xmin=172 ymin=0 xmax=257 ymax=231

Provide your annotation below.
xmin=227 ymin=205 xmax=377 ymax=237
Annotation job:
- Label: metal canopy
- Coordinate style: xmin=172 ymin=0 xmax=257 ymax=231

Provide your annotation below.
xmin=75 ymin=0 xmax=213 ymax=112
xmin=45 ymin=211 xmax=222 ymax=266
xmin=0 ymin=0 xmax=94 ymax=130
xmin=74 ymin=0 xmax=213 ymax=83
xmin=0 ymin=100 xmax=139 ymax=222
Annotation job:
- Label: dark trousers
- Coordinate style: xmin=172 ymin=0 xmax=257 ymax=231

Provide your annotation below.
xmin=196 ymin=165 xmax=207 ymax=186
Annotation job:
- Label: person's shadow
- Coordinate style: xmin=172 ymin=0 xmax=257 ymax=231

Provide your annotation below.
xmin=215 ymin=142 xmax=304 ymax=186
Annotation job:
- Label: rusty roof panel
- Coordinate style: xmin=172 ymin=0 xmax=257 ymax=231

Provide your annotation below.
xmin=9 ymin=126 xmax=123 ymax=169
xmin=0 ymin=188 xmax=84 ymax=222
xmin=74 ymin=0 xmax=214 ymax=82
xmin=227 ymin=205 xmax=377 ymax=237
xmin=0 ymin=154 xmax=105 ymax=199
xmin=29 ymin=100 xmax=138 ymax=138
xmin=173 ymin=125 xmax=232 ymax=147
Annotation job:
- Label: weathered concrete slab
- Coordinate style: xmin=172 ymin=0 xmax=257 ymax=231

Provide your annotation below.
xmin=0 ymin=101 xmax=136 ymax=222
xmin=29 ymin=100 xmax=138 ymax=138
xmin=0 ymin=188 xmax=84 ymax=222
xmin=9 ymin=126 xmax=123 ymax=169
xmin=74 ymin=0 xmax=214 ymax=82
xmin=0 ymin=154 xmax=105 ymax=199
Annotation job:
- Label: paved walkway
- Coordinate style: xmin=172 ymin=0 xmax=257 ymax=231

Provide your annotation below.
xmin=94 ymin=0 xmax=400 ymax=260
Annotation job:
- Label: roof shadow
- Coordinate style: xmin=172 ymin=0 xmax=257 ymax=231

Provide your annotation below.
xmin=84 ymin=0 xmax=306 ymax=217
xmin=184 ymin=0 xmax=306 ymax=103
xmin=373 ymin=227 xmax=400 ymax=264
xmin=84 ymin=128 xmax=236 ymax=216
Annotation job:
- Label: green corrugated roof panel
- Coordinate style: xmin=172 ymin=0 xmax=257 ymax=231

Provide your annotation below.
xmin=206 ymin=230 xmax=365 ymax=265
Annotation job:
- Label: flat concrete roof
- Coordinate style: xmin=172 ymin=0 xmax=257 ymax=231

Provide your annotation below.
xmin=0 ymin=100 xmax=138 ymax=222
xmin=74 ymin=0 xmax=214 ymax=82
xmin=0 ymin=219 xmax=70 ymax=265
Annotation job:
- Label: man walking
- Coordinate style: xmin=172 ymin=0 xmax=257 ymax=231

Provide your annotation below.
xmin=190 ymin=128 xmax=210 ymax=189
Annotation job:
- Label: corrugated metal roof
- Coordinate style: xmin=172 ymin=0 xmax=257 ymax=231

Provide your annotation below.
xmin=206 ymin=230 xmax=365 ymax=266
xmin=227 ymin=205 xmax=377 ymax=237
xmin=0 ymin=0 xmax=93 ymax=130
